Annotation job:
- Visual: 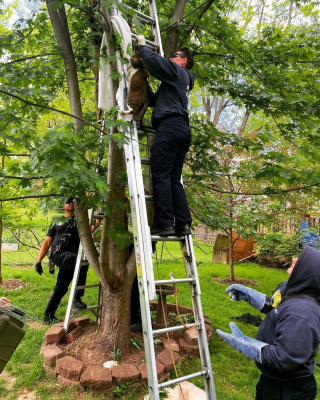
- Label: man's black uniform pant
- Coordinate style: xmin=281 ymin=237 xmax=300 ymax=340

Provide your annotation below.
xmin=151 ymin=116 xmax=192 ymax=229
xmin=44 ymin=251 xmax=88 ymax=317
xmin=256 ymin=374 xmax=317 ymax=400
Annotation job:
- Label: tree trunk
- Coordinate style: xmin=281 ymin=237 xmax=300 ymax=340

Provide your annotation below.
xmin=201 ymin=86 xmax=213 ymax=123
xmin=46 ymin=2 xmax=135 ymax=353
xmin=213 ymin=95 xmax=230 ymax=126
xmin=164 ymin=0 xmax=187 ymax=58
xmin=46 ymin=0 xmax=84 ymax=132
xmin=96 ymin=282 xmax=132 ymax=352
xmin=228 ymin=227 xmax=235 ymax=282
xmin=237 ymin=108 xmax=250 ymax=137
xmin=287 ymin=1 xmax=293 ymax=27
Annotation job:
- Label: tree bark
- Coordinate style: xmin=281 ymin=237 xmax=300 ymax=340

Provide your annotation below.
xmin=228 ymin=227 xmax=234 ymax=282
xmin=93 ymin=5 xmax=136 ymax=351
xmin=177 ymin=0 xmax=215 ymax=49
xmin=97 ymin=282 xmax=132 ymax=353
xmin=287 ymin=1 xmax=293 ymax=27
xmin=201 ymin=86 xmax=214 ymax=123
xmin=164 ymin=0 xmax=187 ymax=58
xmin=46 ymin=0 xmax=84 ymax=132
xmin=46 ymin=1 xmax=135 ymax=352
xmin=237 ymin=108 xmax=251 ymax=137
xmin=213 ymin=95 xmax=230 ymax=126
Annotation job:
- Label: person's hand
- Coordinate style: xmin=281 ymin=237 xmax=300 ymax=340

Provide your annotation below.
xmin=216 ymin=322 xmax=268 ymax=363
xmin=34 ymin=262 xmax=43 ymax=275
xmin=226 ymin=284 xmax=266 ymax=311
xmin=136 ymin=34 xmax=146 ymax=46
xmin=0 ymin=297 xmax=11 ymax=303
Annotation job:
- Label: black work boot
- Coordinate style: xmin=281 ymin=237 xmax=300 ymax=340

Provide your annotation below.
xmin=130 ymin=321 xmax=143 ymax=332
xmin=175 ymin=224 xmax=191 ymax=237
xmin=151 ymin=227 xmax=175 ymax=237
xmin=73 ymin=299 xmax=87 ymax=310
xmin=43 ymin=315 xmax=62 ymax=325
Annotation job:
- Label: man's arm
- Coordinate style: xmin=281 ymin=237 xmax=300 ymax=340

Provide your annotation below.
xmin=36 ymin=236 xmax=53 ymax=263
xmin=139 ymin=45 xmax=179 ymax=84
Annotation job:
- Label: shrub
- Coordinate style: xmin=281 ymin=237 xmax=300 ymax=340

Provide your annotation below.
xmin=254 ymin=231 xmax=301 ymax=267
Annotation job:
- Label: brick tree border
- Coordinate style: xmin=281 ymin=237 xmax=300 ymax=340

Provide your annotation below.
xmin=40 ymin=306 xmax=213 ymax=390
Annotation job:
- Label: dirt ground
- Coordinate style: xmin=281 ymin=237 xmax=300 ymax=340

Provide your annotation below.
xmin=54 ymin=324 xmax=165 ymax=367
xmin=0 ymin=279 xmax=26 ymax=291
xmin=213 ymin=277 xmax=257 ymax=286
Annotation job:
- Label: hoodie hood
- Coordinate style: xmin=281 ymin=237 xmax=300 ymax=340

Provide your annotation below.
xmin=284 ymin=245 xmax=320 ymax=301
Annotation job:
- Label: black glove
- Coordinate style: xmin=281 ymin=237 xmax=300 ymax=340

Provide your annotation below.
xmin=34 ymin=262 xmax=43 ymax=275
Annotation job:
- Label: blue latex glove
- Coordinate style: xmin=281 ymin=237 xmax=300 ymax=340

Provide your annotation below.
xmin=216 ymin=322 xmax=268 ymax=363
xmin=226 ymin=284 xmax=266 ymax=311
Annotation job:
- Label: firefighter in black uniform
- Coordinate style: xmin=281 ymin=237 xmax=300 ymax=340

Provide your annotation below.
xmin=35 ymin=197 xmax=88 ymax=324
xmin=136 ymin=35 xmax=195 ymax=237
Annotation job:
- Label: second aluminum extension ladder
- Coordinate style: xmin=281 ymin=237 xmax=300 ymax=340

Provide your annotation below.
xmin=120 ymin=1 xmax=217 ymax=399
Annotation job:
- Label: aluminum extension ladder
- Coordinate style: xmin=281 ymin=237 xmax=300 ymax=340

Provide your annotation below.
xmin=120 ymin=1 xmax=217 ymax=399
xmin=62 ymin=213 xmax=103 ymax=332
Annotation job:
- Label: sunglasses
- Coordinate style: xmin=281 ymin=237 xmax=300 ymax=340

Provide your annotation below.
xmin=170 ymin=52 xmax=186 ymax=59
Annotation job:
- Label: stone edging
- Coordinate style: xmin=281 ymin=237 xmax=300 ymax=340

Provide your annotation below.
xmin=41 ymin=306 xmax=213 ymax=390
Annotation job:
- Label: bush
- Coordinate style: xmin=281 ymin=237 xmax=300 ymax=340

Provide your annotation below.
xmin=254 ymin=232 xmax=301 ymax=267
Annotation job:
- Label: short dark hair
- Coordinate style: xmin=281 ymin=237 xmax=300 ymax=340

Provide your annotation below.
xmin=176 ymin=47 xmax=194 ymax=70
xmin=64 ymin=197 xmax=74 ymax=205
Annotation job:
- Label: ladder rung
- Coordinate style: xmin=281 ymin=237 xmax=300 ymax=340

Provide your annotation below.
xmin=131 ymin=33 xmax=158 ymax=50
xmin=158 ymin=370 xmax=207 ymax=389
xmin=122 ymin=4 xmax=155 ymax=24
xmin=151 ymin=235 xmax=184 ymax=241
xmin=76 ymin=283 xmax=101 ymax=289
xmin=145 ymin=195 xmax=153 ymax=201
xmin=153 ymin=323 xmax=195 ymax=335
xmin=154 ymin=278 xmax=195 ymax=285
xmin=80 ymin=261 xmax=89 ymax=266
xmin=141 ymin=158 xmax=151 ymax=165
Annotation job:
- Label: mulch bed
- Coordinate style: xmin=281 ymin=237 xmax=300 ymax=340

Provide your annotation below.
xmin=0 ymin=279 xmax=26 ymax=291
xmin=213 ymin=277 xmax=257 ymax=286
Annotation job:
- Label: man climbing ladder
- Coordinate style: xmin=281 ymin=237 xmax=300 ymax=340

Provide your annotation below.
xmin=136 ymin=34 xmax=195 ymax=238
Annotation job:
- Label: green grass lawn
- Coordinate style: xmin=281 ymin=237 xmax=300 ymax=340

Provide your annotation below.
xmin=1 ymin=241 xmax=320 ymax=399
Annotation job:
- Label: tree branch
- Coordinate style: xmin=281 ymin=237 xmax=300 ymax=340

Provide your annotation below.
xmin=186 ymin=181 xmax=320 ymax=196
xmin=0 ymin=194 xmax=63 ymax=202
xmin=0 ymin=89 xmax=104 ymax=133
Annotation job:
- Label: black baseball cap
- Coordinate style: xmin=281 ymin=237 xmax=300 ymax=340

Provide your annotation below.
xmin=64 ymin=197 xmax=74 ymax=205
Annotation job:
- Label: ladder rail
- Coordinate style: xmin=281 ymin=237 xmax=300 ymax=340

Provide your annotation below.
xmin=63 ymin=241 xmax=85 ymax=332
xmin=124 ymin=127 xmax=160 ymax=400
xmin=63 ymin=209 xmax=103 ymax=330
xmin=183 ymin=236 xmax=217 ymax=399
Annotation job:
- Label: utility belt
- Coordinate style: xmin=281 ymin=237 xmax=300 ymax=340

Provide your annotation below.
xmin=48 ymin=218 xmax=77 ymax=272
xmin=152 ymin=113 xmax=189 ymax=129
xmin=48 ymin=234 xmax=71 ymax=266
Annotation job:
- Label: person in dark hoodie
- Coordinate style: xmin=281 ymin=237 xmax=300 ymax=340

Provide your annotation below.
xmin=216 ymin=245 xmax=320 ymax=400
xmin=136 ymin=35 xmax=194 ymax=237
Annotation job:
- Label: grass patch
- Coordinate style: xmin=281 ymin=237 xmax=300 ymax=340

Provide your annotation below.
xmin=1 ymin=240 xmax=319 ymax=399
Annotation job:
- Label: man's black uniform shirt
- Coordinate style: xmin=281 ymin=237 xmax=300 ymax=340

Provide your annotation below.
xmin=46 ymin=215 xmax=80 ymax=254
